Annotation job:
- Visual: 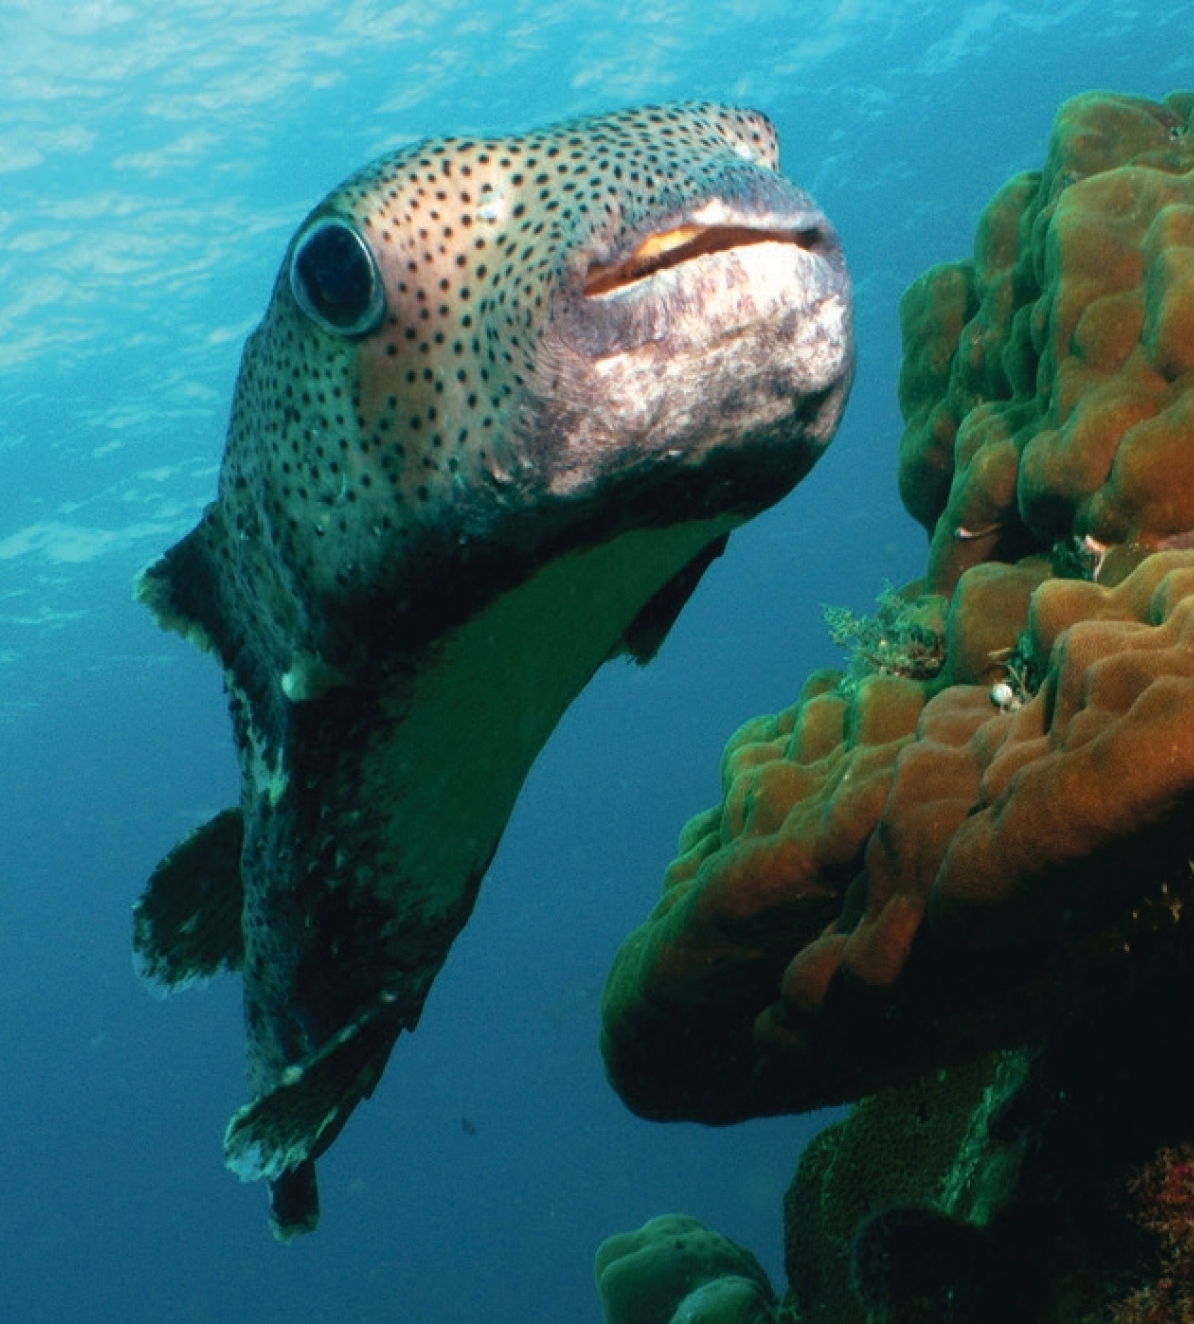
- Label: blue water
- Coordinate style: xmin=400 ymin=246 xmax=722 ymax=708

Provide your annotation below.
xmin=1 ymin=3 xmax=1192 ymax=1320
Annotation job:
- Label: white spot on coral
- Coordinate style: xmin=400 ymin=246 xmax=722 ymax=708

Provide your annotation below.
xmin=990 ymin=680 xmax=1019 ymax=712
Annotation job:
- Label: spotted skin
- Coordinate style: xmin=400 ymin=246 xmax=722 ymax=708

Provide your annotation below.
xmin=249 ymin=107 xmax=775 ymax=565
xmin=134 ymin=102 xmax=853 ymax=1240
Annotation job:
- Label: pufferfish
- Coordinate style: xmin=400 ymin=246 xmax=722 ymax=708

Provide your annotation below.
xmin=133 ymin=101 xmax=853 ymax=1240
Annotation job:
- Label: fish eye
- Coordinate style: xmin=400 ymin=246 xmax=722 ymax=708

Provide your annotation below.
xmin=289 ymin=218 xmax=386 ymax=336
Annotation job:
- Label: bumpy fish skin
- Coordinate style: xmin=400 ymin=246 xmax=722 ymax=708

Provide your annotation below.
xmin=134 ymin=101 xmax=853 ymax=1240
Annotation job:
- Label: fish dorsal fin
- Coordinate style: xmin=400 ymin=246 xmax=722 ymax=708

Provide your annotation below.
xmin=133 ymin=808 xmax=245 ymax=991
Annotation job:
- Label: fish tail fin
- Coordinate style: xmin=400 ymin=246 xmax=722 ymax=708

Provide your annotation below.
xmin=133 ymin=808 xmax=245 ymax=992
xmin=268 ymin=1161 xmax=320 ymax=1243
xmin=224 ymin=999 xmax=402 ymax=1237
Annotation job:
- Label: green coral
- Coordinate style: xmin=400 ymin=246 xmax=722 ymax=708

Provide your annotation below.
xmin=822 ymin=583 xmax=947 ymax=692
xmin=783 ymin=1049 xmax=1036 ymax=1323
xmin=596 ymin=1215 xmax=778 ymax=1324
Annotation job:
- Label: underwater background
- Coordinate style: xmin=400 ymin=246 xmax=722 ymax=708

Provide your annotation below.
xmin=2 ymin=2 xmax=1193 ymax=1320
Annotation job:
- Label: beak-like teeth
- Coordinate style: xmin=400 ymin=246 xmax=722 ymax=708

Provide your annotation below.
xmin=632 ymin=225 xmax=707 ymax=264
xmin=584 ymin=223 xmax=820 ymax=299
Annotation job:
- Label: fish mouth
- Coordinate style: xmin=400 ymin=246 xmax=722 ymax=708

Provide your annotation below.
xmin=583 ymin=214 xmax=827 ymax=300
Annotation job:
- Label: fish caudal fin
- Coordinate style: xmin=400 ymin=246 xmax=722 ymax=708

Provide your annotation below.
xmin=268 ymin=1161 xmax=320 ymax=1243
xmin=224 ymin=998 xmax=402 ymax=1239
xmin=133 ymin=808 xmax=246 ymax=991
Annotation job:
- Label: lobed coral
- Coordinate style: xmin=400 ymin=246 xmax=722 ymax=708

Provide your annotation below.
xmin=898 ymin=89 xmax=1194 ymax=595
xmin=599 ymin=89 xmax=1194 ymax=1320
xmin=604 ymin=547 xmax=1194 ymax=1122
xmin=595 ymin=1215 xmax=779 ymax=1324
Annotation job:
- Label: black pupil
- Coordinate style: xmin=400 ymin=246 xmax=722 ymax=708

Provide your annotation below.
xmin=295 ymin=225 xmax=374 ymax=328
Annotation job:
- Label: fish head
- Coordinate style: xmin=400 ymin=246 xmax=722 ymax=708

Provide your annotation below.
xmin=216 ymin=102 xmax=851 ymax=669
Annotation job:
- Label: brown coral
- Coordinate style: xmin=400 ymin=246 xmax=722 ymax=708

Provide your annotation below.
xmin=600 ymin=86 xmax=1194 ymax=1324
xmin=603 ymin=549 xmax=1194 ymax=1122
xmin=602 ymin=90 xmax=1194 ymax=1123
xmin=896 ymin=90 xmax=1194 ymax=596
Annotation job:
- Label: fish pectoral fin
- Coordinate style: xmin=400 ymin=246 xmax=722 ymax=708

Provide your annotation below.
xmin=133 ymin=807 xmax=245 ymax=992
xmin=223 ymin=998 xmax=402 ymax=1223
xmin=616 ymin=533 xmax=730 ymax=664
xmin=134 ymin=520 xmax=221 ymax=656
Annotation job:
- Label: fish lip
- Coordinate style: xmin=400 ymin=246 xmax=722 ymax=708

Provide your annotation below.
xmin=579 ymin=186 xmax=839 ymax=302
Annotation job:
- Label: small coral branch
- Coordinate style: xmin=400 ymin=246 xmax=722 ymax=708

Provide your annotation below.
xmin=823 ymin=582 xmax=947 ymax=688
